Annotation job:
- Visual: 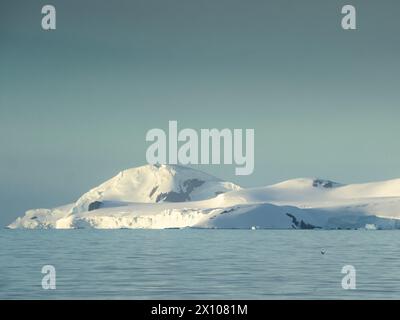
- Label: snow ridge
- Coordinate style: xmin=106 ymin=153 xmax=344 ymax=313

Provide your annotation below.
xmin=8 ymin=165 xmax=400 ymax=230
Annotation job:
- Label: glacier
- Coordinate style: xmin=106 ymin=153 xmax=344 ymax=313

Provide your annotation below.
xmin=8 ymin=164 xmax=400 ymax=230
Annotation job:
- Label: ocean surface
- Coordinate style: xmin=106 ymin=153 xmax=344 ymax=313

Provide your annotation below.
xmin=1 ymin=229 xmax=399 ymax=299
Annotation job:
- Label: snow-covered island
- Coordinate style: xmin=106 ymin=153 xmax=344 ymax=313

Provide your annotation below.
xmin=9 ymin=164 xmax=400 ymax=229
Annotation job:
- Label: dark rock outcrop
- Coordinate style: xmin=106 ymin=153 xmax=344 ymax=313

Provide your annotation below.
xmin=155 ymin=179 xmax=205 ymax=203
xmin=286 ymin=213 xmax=318 ymax=229
xmin=88 ymin=201 xmax=103 ymax=211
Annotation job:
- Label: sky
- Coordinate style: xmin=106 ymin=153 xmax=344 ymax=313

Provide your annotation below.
xmin=0 ymin=0 xmax=399 ymax=226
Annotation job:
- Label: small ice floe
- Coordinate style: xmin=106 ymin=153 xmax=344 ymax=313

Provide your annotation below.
xmin=364 ymin=224 xmax=377 ymax=230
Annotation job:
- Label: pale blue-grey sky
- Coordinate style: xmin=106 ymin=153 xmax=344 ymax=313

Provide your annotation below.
xmin=1 ymin=0 xmax=400 ymax=226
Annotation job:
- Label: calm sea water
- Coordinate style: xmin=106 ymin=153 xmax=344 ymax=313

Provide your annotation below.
xmin=0 ymin=229 xmax=399 ymax=299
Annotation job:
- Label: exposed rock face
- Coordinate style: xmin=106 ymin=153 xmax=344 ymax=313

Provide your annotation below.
xmin=88 ymin=201 xmax=103 ymax=211
xmin=156 ymin=191 xmax=189 ymax=202
xmin=156 ymin=179 xmax=205 ymax=202
xmin=312 ymin=179 xmax=337 ymax=188
xmin=286 ymin=213 xmax=318 ymax=229
xmin=149 ymin=186 xmax=159 ymax=198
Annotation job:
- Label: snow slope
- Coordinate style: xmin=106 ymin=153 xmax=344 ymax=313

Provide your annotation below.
xmin=71 ymin=164 xmax=241 ymax=213
xmin=217 ymin=177 xmax=400 ymax=218
xmin=8 ymin=165 xmax=400 ymax=230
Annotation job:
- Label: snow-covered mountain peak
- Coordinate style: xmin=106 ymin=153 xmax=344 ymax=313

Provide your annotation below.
xmin=71 ymin=164 xmax=241 ymax=213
